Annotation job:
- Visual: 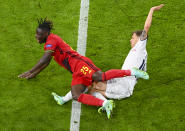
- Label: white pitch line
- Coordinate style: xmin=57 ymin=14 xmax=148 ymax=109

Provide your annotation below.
xmin=70 ymin=0 xmax=90 ymax=131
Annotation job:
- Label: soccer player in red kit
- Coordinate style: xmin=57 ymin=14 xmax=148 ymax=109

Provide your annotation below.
xmin=18 ymin=19 xmax=149 ymax=119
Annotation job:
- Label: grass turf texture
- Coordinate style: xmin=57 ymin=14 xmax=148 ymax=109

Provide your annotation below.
xmin=0 ymin=0 xmax=185 ymax=130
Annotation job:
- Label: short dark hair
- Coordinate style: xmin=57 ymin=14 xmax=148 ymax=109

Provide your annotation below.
xmin=132 ymin=30 xmax=143 ymax=37
xmin=37 ymin=18 xmax=53 ymax=32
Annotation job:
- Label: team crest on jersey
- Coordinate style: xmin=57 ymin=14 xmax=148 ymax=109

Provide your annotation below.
xmin=46 ymin=44 xmax=52 ymax=48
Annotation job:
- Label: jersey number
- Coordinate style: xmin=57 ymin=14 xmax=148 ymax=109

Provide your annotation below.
xmin=81 ymin=65 xmax=92 ymax=75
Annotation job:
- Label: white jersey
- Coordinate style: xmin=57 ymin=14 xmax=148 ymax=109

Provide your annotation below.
xmin=122 ymin=38 xmax=148 ymax=71
xmin=105 ymin=38 xmax=148 ymax=99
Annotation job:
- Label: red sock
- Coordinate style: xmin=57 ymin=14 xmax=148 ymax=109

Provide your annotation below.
xmin=102 ymin=69 xmax=131 ymax=81
xmin=78 ymin=94 xmax=104 ymax=106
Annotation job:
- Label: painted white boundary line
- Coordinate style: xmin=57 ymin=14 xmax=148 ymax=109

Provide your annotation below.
xmin=70 ymin=0 xmax=89 ymax=131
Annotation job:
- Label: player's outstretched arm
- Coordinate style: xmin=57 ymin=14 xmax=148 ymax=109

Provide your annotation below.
xmin=18 ymin=51 xmax=52 ymax=79
xmin=140 ymin=4 xmax=164 ymax=40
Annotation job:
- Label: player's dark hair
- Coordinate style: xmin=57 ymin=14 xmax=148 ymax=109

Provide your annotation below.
xmin=37 ymin=18 xmax=53 ymax=32
xmin=132 ymin=30 xmax=143 ymax=37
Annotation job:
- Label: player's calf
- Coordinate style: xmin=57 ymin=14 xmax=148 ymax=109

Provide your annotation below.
xmin=93 ymin=69 xmax=131 ymax=82
xmin=92 ymin=68 xmax=149 ymax=82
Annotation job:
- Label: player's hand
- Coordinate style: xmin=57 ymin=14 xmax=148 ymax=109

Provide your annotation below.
xmin=25 ymin=72 xmax=37 ymax=79
xmin=18 ymin=71 xmax=37 ymax=79
xmin=151 ymin=4 xmax=164 ymax=11
xmin=18 ymin=71 xmax=32 ymax=78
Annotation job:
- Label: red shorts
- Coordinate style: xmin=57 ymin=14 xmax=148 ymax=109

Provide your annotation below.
xmin=71 ymin=57 xmax=101 ymax=87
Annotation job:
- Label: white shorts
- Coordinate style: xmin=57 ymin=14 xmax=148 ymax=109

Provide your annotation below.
xmin=105 ymin=76 xmax=137 ymax=99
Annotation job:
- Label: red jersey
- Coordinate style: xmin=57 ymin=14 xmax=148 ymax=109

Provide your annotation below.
xmin=44 ymin=33 xmax=100 ymax=86
xmin=44 ymin=33 xmax=100 ymax=74
xmin=44 ymin=33 xmax=80 ymax=73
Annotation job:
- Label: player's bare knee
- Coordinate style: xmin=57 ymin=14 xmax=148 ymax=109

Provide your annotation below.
xmin=71 ymin=91 xmax=80 ymax=100
xmin=72 ymin=95 xmax=79 ymax=100
xmin=71 ymin=93 xmax=80 ymax=100
xmin=92 ymin=71 xmax=103 ymax=82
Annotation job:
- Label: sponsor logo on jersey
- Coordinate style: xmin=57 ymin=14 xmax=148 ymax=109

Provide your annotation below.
xmin=46 ymin=44 xmax=52 ymax=48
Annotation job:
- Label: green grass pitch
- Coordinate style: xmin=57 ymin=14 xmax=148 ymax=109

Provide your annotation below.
xmin=0 ymin=0 xmax=185 ymax=130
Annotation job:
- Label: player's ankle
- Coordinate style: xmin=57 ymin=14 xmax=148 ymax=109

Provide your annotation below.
xmin=62 ymin=96 xmax=69 ymax=102
xmin=102 ymin=100 xmax=108 ymax=107
xmin=130 ymin=68 xmax=138 ymax=76
xmin=131 ymin=69 xmax=134 ymax=76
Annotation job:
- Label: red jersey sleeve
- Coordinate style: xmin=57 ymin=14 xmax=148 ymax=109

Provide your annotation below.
xmin=44 ymin=39 xmax=57 ymax=51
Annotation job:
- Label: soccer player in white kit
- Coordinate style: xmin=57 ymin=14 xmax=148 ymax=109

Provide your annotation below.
xmin=52 ymin=4 xmax=164 ymax=103
xmin=91 ymin=4 xmax=164 ymax=99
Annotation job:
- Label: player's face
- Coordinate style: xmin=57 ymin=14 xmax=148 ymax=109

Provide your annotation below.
xmin=130 ymin=33 xmax=139 ymax=48
xmin=35 ymin=28 xmax=49 ymax=44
